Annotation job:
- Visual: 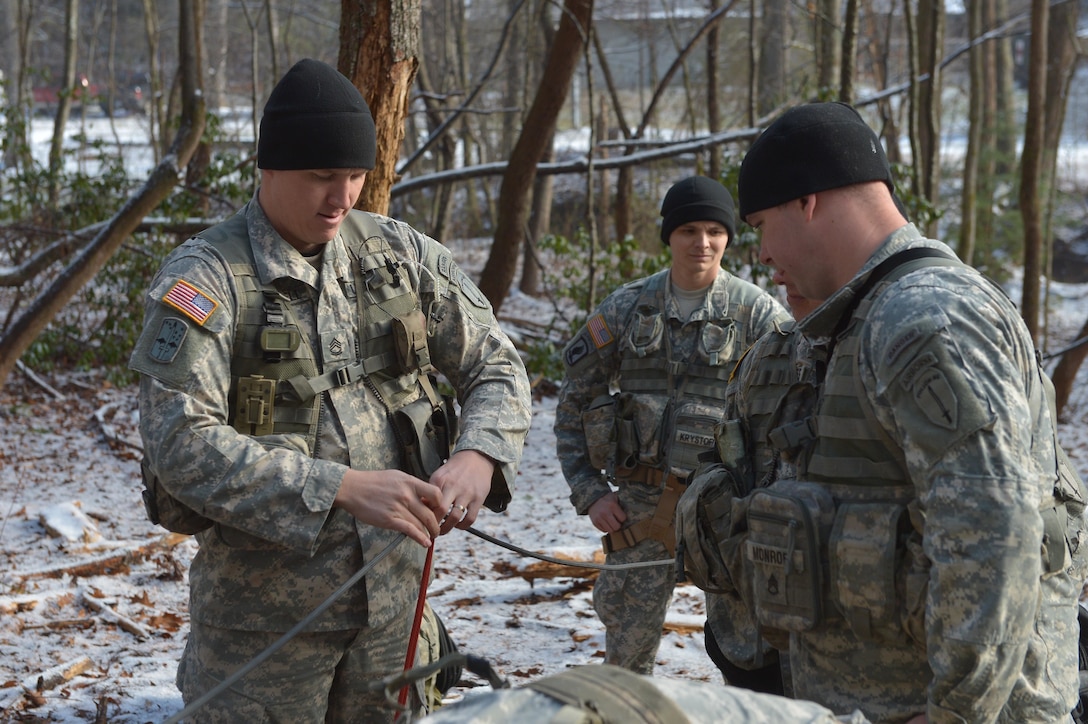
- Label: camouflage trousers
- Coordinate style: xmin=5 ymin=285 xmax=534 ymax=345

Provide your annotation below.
xmin=593 ymin=483 xmax=675 ymax=675
xmin=177 ymin=612 xmax=418 ymax=723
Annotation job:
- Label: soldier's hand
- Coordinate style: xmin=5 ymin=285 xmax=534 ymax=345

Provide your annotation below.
xmin=429 ymin=450 xmax=495 ymax=534
xmin=587 ymin=492 xmax=626 ymax=534
xmin=334 ymin=469 xmax=446 ymax=546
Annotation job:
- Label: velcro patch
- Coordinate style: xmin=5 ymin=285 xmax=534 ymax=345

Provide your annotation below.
xmin=149 ymin=317 xmax=188 ymax=363
xmin=564 ymin=333 xmax=591 ymax=368
xmin=457 ymin=271 xmax=490 ymax=309
xmin=911 ymin=367 xmax=958 ymax=429
xmin=587 ymin=314 xmax=613 ymax=348
xmin=162 ymin=280 xmax=218 ymax=325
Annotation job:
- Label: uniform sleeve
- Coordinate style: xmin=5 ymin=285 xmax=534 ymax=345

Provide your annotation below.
xmin=554 ymin=297 xmax=625 ymax=515
xmin=129 ymin=244 xmax=345 ymax=552
xmin=861 ymin=275 xmax=1050 ymax=723
xmin=388 ymin=219 xmax=532 ymax=513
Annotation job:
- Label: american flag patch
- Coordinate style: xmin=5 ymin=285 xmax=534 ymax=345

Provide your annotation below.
xmin=587 ymin=314 xmax=613 ymax=348
xmin=162 ymin=280 xmax=218 ymax=325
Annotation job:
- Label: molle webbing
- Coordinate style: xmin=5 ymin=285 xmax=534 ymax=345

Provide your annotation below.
xmin=201 ymin=210 xmax=430 ymax=447
xmin=797 ymin=249 xmax=961 ymax=488
xmin=619 ymin=356 xmax=733 ymax=402
xmin=616 ymin=273 xmax=733 ymax=408
xmin=737 ymin=328 xmax=796 ymax=419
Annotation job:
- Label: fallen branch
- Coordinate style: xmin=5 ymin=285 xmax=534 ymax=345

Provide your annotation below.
xmin=93 ymin=400 xmax=143 ymax=453
xmin=0 ymin=655 xmax=95 ymax=714
xmin=14 ymin=533 xmax=188 ymax=580
xmin=81 ymin=589 xmax=150 ymax=640
xmin=492 ymin=547 xmax=606 ymax=583
xmin=15 ymin=360 xmax=65 ymax=400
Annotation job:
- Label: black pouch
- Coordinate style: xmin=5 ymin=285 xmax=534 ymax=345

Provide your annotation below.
xmin=393 ymin=395 xmax=454 ymax=479
xmin=744 ymin=480 xmax=835 ymax=632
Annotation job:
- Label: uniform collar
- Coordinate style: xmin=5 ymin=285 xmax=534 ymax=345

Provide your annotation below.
xmin=245 ymin=193 xmax=352 ymax=290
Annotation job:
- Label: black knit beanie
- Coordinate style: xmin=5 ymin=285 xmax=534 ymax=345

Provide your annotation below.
xmin=737 ymin=102 xmax=892 ymax=220
xmin=659 ymin=176 xmax=737 ymax=245
xmin=257 ymin=59 xmax=377 ymax=170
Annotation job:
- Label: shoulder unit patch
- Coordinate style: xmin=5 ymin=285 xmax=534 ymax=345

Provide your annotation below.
xmin=149 ymin=317 xmax=189 ymax=363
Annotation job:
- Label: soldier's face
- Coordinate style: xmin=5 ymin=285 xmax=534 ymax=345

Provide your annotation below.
xmin=259 ymin=168 xmax=368 ymax=255
xmin=750 ymin=198 xmax=825 ymax=301
xmin=667 ymin=220 xmax=729 ymax=286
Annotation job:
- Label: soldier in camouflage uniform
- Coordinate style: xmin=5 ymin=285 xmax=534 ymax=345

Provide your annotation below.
xmin=554 ymin=176 xmax=790 ymax=674
xmin=688 ymin=286 xmax=824 ymax=696
xmin=725 ymin=101 xmax=1087 ymax=723
xmin=129 ymin=59 xmax=531 ymax=722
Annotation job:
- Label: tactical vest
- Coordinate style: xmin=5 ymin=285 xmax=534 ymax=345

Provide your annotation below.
xmin=199 ymin=211 xmax=443 ymax=457
xmin=769 ymin=251 xmax=962 ymax=494
xmin=614 ymin=272 xmax=750 ymax=477
xmin=141 ymin=210 xmax=452 ymax=534
xmin=750 ymin=249 xmax=1082 ymax=640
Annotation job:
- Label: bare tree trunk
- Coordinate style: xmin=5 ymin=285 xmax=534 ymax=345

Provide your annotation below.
xmin=706 ymin=0 xmax=721 ymax=180
xmin=264 ymin=0 xmax=280 ymax=81
xmin=478 ymin=0 xmax=593 ymax=312
xmin=142 ymin=0 xmax=164 ymax=163
xmin=916 ymin=0 xmax=944 ymax=236
xmin=591 ymin=31 xmax=633 ymax=243
xmin=838 ymin=0 xmax=858 ymax=103
xmin=48 ymin=0 xmax=80 ymax=207
xmin=340 ymin=0 xmax=421 ymax=215
xmin=1018 ymin=0 xmax=1048 ymax=342
xmin=1052 ymin=320 xmax=1088 ymax=420
xmin=0 ymin=0 xmax=207 ymax=389
xmin=2 ymin=0 xmax=34 ymax=172
xmin=757 ymin=0 xmax=787 ymax=116
xmin=994 ymin=0 xmax=1017 ymax=177
xmin=957 ymin=0 xmax=983 ymax=265
xmin=975 ymin=0 xmax=1000 ymax=256
xmin=520 ymin=140 xmax=553 ymax=296
xmin=205 ymin=0 xmax=229 ymax=112
xmin=815 ymin=0 xmax=840 ymax=91
xmin=1039 ymin=0 xmax=1079 ymax=352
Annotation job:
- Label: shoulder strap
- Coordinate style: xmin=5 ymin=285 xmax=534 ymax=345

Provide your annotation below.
xmin=830 ymin=247 xmax=959 ymax=342
xmin=528 ymin=665 xmax=691 ymax=724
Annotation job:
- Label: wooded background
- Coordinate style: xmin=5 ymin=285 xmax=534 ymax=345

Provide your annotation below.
xmin=1 ymin=0 xmax=1086 ymax=412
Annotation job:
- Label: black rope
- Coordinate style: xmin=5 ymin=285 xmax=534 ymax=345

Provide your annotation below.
xmin=1043 ymin=334 xmax=1088 ymax=361
xmin=466 ymin=526 xmax=673 ymax=570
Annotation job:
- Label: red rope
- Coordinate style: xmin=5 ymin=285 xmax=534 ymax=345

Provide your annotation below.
xmin=396 ymin=539 xmax=435 ymax=717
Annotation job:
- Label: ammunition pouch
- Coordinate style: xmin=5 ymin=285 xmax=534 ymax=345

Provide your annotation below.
xmin=140 ymin=459 xmax=213 ymax=535
xmin=613 ymin=392 xmax=669 ymax=474
xmin=581 ymin=394 xmax=616 ymax=472
xmin=394 ymin=390 xmax=457 ymax=480
xmin=744 ymin=480 xmax=835 ymax=632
